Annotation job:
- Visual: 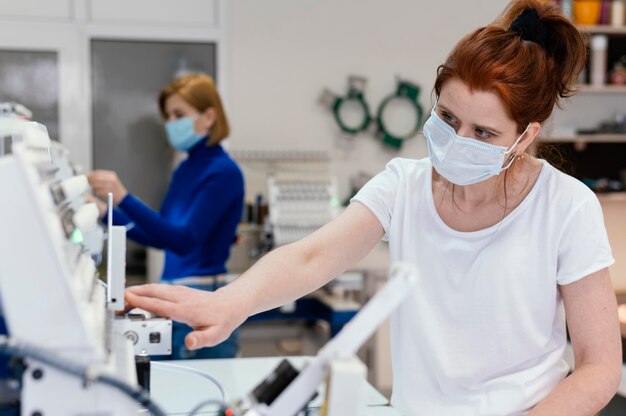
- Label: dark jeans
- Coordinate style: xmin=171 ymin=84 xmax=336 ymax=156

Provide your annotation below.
xmin=0 ymin=314 xmax=8 ymax=378
xmin=155 ymin=282 xmax=240 ymax=360
xmin=168 ymin=321 xmax=240 ymax=359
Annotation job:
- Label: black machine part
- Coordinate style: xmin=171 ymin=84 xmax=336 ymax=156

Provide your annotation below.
xmin=135 ymin=354 xmax=151 ymax=392
xmin=251 ymin=359 xmax=299 ymax=406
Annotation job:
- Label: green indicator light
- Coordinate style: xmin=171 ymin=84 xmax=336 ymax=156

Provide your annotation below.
xmin=70 ymin=228 xmax=84 ymax=244
xmin=329 ymin=198 xmax=340 ymax=207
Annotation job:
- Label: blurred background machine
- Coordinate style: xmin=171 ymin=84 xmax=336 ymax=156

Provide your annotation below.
xmin=267 ymin=174 xmax=340 ymax=247
xmin=224 ymin=151 xmax=359 ymax=356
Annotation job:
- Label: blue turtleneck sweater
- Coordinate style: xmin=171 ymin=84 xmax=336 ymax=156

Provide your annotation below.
xmin=111 ymin=141 xmax=244 ymax=280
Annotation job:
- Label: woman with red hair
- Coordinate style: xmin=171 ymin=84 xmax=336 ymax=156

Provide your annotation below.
xmin=125 ymin=1 xmax=621 ymax=414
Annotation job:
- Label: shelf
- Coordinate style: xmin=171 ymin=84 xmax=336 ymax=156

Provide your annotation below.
xmin=576 ymin=84 xmax=626 ymax=94
xmin=596 ymin=192 xmax=626 ymax=202
xmin=576 ymin=24 xmax=626 ymax=35
xmin=230 ymin=149 xmax=330 ymax=162
xmin=541 ymin=134 xmax=626 ymax=143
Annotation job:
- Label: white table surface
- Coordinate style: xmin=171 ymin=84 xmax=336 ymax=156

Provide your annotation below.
xmin=151 ymin=356 xmax=398 ymax=415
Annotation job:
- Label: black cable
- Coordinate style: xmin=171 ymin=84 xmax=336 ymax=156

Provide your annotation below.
xmin=187 ymin=398 xmax=231 ymax=416
xmin=97 ymin=373 xmax=162 ymax=415
xmin=0 ymin=336 xmax=166 ymax=416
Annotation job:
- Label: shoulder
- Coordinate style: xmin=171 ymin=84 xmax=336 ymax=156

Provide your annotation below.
xmin=383 ymin=157 xmax=431 ymax=181
xmin=208 ymin=151 xmax=244 ymax=182
xmin=353 ymin=157 xmax=430 ymax=204
xmin=537 ymin=160 xmax=600 ymax=223
xmin=351 ymin=158 xmax=430 ymax=240
xmin=359 ymin=157 xmax=431 ymax=195
xmin=218 ymin=154 xmax=243 ymax=176
xmin=540 ymin=160 xmax=597 ymax=207
xmin=184 ymin=151 xmax=244 ymax=194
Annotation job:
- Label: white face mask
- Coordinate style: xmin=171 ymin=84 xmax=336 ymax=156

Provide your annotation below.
xmin=423 ymin=107 xmax=529 ymax=186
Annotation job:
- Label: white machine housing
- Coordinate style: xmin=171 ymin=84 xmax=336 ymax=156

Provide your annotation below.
xmin=244 ymin=262 xmax=419 ymax=416
xmin=0 ymin=118 xmax=147 ymax=415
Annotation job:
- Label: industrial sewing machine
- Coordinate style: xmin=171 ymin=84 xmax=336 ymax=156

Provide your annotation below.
xmin=0 ymin=109 xmax=171 ymax=415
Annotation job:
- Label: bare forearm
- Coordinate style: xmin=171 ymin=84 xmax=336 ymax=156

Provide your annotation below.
xmin=220 ymin=243 xmax=335 ymax=318
xmin=529 ymin=364 xmax=620 ymax=416
xmin=217 ymin=203 xmax=384 ymax=327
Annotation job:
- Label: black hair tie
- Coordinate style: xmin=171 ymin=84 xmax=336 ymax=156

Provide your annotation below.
xmin=509 ymin=8 xmax=547 ymax=49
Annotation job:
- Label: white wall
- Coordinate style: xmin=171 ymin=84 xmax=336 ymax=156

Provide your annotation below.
xmin=225 ymin=0 xmax=510 ymax=199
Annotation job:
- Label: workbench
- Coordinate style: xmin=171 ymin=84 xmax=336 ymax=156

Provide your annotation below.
xmin=151 ymin=355 xmax=400 ymax=415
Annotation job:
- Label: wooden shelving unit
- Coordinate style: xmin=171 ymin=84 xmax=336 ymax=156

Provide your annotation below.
xmin=575 ymin=84 xmax=626 ymax=93
xmin=568 ymin=24 xmax=626 ymax=297
xmin=576 ymin=24 xmax=626 ymax=35
xmin=541 ymin=134 xmax=626 ymax=143
xmin=574 ymin=25 xmax=626 ymax=92
xmin=597 ymin=192 xmax=626 ymax=202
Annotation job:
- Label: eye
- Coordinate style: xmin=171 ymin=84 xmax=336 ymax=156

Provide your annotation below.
xmin=439 ymin=111 xmax=458 ymax=127
xmin=474 ymin=128 xmax=493 ymax=139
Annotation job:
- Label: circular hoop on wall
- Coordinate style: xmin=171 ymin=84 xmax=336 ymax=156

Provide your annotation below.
xmin=376 ymin=80 xmax=423 ymax=149
xmin=332 ymin=93 xmax=372 ymax=135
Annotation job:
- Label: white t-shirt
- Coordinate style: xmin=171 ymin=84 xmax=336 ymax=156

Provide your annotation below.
xmin=352 ymin=158 xmax=614 ymax=416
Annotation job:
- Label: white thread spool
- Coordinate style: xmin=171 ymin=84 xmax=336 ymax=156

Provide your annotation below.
xmin=611 ymin=0 xmax=625 ymax=27
xmin=590 ymin=35 xmax=608 ymax=87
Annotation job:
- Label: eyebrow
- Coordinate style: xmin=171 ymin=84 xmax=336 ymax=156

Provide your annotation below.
xmin=437 ymin=104 xmax=503 ymax=136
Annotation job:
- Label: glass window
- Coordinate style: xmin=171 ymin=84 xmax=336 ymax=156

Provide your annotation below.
xmin=0 ymin=50 xmax=59 ymax=140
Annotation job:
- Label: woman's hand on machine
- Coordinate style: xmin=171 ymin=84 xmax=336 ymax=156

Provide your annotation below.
xmin=83 ymin=193 xmax=108 ymax=219
xmin=124 ymin=284 xmax=245 ymax=350
xmin=87 ymin=170 xmax=128 ymax=205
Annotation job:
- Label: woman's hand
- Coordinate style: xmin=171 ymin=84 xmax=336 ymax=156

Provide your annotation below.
xmin=87 ymin=170 xmax=128 ymax=205
xmin=125 ymin=284 xmax=247 ymax=350
xmin=83 ymin=193 xmax=107 ymax=219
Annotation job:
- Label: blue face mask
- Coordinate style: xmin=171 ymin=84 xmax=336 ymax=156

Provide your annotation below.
xmin=164 ymin=117 xmax=206 ymax=151
xmin=423 ymin=107 xmax=529 ymax=186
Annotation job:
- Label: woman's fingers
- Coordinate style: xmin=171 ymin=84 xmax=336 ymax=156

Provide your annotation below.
xmin=125 ymin=285 xmax=237 ymax=350
xmin=87 ymin=170 xmax=119 ymax=197
xmin=84 ymin=193 xmax=107 ymax=217
xmin=126 ymin=283 xmax=191 ymax=302
xmin=124 ymin=290 xmax=181 ymax=320
xmin=88 ymin=180 xmax=113 ymax=197
xmin=87 ymin=171 xmax=109 ymax=187
xmin=186 ymin=326 xmax=225 ymax=350
xmin=124 ymin=284 xmax=210 ymax=324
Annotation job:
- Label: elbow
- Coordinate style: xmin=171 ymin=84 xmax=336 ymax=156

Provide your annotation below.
xmin=166 ymin=237 xmax=197 ymax=256
xmin=572 ymin=349 xmax=622 ymax=408
xmin=587 ymin=360 xmax=622 ymax=407
xmin=608 ymin=362 xmax=622 ymax=396
xmin=273 ymin=239 xmax=318 ymax=270
xmin=607 ymin=345 xmax=623 ymax=396
xmin=170 ymin=244 xmax=195 ymax=257
xmin=292 ymin=238 xmax=320 ymax=269
xmin=600 ymin=366 xmax=622 ymax=411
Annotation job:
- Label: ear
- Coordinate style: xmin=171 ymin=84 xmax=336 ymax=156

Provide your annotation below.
xmin=200 ymin=107 xmax=216 ymax=132
xmin=517 ymin=122 xmax=541 ymax=154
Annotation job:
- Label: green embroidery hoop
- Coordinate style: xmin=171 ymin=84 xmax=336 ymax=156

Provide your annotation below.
xmin=330 ymin=76 xmax=372 ymax=135
xmin=375 ymin=80 xmax=424 ymax=149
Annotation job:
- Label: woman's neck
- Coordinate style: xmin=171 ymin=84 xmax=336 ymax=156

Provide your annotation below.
xmin=433 ymin=156 xmax=541 ymax=210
